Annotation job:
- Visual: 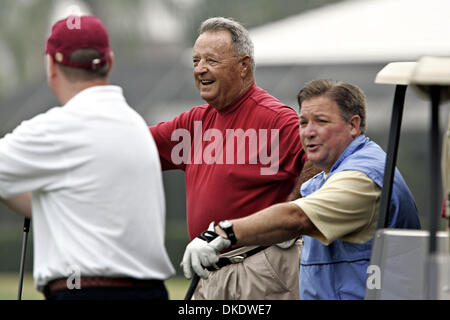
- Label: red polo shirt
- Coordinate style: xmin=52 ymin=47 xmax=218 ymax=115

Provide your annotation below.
xmin=150 ymin=84 xmax=306 ymax=239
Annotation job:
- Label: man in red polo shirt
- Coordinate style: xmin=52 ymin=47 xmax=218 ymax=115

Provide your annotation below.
xmin=150 ymin=17 xmax=312 ymax=299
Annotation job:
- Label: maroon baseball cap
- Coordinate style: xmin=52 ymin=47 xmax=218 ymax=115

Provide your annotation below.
xmin=45 ymin=15 xmax=111 ymax=70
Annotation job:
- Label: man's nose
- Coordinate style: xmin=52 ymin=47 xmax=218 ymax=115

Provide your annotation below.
xmin=300 ymin=122 xmax=317 ymax=139
xmin=194 ymin=60 xmax=208 ymax=75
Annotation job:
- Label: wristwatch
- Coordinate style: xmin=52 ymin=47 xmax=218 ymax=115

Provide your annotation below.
xmin=218 ymin=220 xmax=237 ymax=245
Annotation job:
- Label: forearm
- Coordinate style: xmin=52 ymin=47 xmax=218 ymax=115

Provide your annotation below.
xmin=217 ymin=202 xmax=317 ymax=246
xmin=0 ymin=193 xmax=32 ymax=218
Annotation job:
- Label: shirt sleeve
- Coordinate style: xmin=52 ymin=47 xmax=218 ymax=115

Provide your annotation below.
xmin=273 ymin=107 xmax=307 ymax=177
xmin=0 ymin=113 xmax=69 ymax=198
xmin=149 ymin=110 xmax=195 ymax=171
xmin=291 ymin=170 xmax=380 ymax=245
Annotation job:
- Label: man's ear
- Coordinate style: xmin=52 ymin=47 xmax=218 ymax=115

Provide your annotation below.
xmin=107 ymin=51 xmax=115 ymax=76
xmin=46 ymin=55 xmax=58 ymax=79
xmin=349 ymin=115 xmax=362 ymax=137
xmin=240 ymin=55 xmax=251 ymax=78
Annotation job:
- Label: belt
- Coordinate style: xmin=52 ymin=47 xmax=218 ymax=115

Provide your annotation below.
xmin=44 ymin=276 xmax=163 ymax=294
xmin=206 ymin=246 xmax=268 ymax=271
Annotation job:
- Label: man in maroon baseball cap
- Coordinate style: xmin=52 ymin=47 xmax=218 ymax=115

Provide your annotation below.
xmin=44 ymin=15 xmax=114 ymax=104
xmin=0 ymin=14 xmax=175 ymax=300
xmin=45 ymin=15 xmax=111 ymax=70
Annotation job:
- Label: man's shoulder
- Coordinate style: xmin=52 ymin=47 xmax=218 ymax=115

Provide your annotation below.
xmin=1 ymin=106 xmax=66 ymax=149
xmin=335 ymin=140 xmax=387 ymax=187
xmin=15 ymin=106 xmax=64 ymax=131
xmin=190 ymin=103 xmax=210 ymax=112
xmin=249 ymin=86 xmax=297 ymax=117
xmin=350 ymin=139 xmax=385 ymax=163
xmin=178 ymin=103 xmax=211 ymax=120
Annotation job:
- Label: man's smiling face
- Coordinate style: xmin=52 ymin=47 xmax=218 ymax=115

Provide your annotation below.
xmin=192 ymin=30 xmax=246 ymax=110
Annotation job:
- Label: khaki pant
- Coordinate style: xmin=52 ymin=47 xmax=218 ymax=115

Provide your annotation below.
xmin=192 ymin=239 xmax=302 ymax=300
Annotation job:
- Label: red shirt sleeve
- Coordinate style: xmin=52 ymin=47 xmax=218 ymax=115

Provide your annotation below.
xmin=149 ymin=111 xmax=193 ymax=171
xmin=274 ymin=107 xmax=307 ymax=178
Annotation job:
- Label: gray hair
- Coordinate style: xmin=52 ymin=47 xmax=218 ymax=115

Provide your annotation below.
xmin=199 ymin=17 xmax=255 ymax=72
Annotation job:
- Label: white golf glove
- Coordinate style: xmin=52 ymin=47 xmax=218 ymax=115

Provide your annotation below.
xmin=276 ymin=238 xmax=298 ymax=249
xmin=181 ymin=222 xmax=231 ymax=279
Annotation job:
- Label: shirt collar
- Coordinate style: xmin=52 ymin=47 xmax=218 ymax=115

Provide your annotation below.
xmin=329 ymin=134 xmax=368 ymax=173
xmin=64 ymin=85 xmax=123 ymax=107
xmin=214 ymin=83 xmax=256 ymax=114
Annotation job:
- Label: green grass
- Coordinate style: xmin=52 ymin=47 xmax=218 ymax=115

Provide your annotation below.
xmin=0 ymin=273 xmax=190 ymax=300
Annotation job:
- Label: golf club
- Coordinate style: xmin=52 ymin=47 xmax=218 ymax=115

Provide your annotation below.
xmin=17 ymin=218 xmax=31 ymax=300
xmin=184 ymin=274 xmax=199 ymax=300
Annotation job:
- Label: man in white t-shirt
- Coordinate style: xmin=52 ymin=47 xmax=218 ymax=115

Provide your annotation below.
xmin=0 ymin=15 xmax=175 ymax=300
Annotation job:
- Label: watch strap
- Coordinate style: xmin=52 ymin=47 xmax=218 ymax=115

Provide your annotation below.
xmin=218 ymin=221 xmax=237 ymax=245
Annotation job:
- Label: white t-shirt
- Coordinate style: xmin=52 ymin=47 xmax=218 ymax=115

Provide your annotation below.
xmin=0 ymin=85 xmax=175 ymax=290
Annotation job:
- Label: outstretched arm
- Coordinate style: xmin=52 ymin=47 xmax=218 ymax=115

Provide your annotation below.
xmin=216 ymin=202 xmax=319 ymax=247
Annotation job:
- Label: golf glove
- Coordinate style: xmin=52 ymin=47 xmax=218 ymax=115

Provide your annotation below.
xmin=276 ymin=238 xmax=298 ymax=249
xmin=181 ymin=222 xmax=231 ymax=279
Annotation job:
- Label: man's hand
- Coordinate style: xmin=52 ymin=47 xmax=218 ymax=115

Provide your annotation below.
xmin=276 ymin=238 xmax=298 ymax=249
xmin=181 ymin=224 xmax=231 ymax=279
xmin=0 ymin=193 xmax=32 ymax=218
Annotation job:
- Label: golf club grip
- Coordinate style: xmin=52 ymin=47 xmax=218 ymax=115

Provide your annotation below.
xmin=184 ymin=274 xmax=200 ymax=300
xmin=23 ymin=218 xmax=31 ymax=232
xmin=18 ymin=218 xmax=31 ymax=300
